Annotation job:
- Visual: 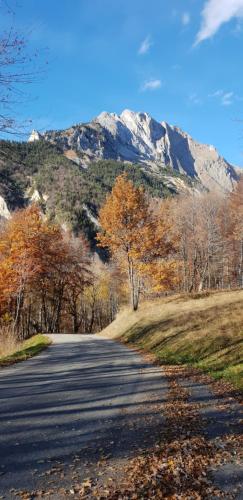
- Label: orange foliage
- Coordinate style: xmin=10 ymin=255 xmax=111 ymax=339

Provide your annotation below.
xmin=229 ymin=176 xmax=243 ymax=240
xmin=97 ymin=174 xmax=179 ymax=309
xmin=0 ymin=206 xmax=62 ymax=303
xmin=0 ymin=205 xmax=91 ymax=335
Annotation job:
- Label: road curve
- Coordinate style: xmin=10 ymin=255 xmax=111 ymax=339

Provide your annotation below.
xmin=0 ymin=334 xmax=168 ymax=496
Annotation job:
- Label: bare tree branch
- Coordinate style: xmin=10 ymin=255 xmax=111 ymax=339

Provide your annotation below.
xmin=0 ymin=1 xmax=46 ymax=136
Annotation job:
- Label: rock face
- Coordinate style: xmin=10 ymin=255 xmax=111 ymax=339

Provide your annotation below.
xmin=0 ymin=195 xmax=10 ymax=219
xmin=29 ymin=110 xmax=239 ymax=193
xmin=28 ymin=130 xmax=43 ymax=143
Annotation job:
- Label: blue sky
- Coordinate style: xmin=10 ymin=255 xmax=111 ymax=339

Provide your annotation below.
xmin=3 ymin=0 xmax=243 ymax=166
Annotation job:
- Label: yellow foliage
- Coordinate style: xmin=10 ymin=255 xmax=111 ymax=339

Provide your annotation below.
xmin=139 ymin=260 xmax=180 ymax=292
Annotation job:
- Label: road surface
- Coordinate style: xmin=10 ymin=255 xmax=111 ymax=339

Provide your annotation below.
xmin=0 ymin=334 xmax=168 ymax=497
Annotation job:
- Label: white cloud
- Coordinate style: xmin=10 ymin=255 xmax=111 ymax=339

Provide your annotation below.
xmin=195 ymin=0 xmax=243 ymax=45
xmin=138 ymin=36 xmax=152 ymax=55
xmin=209 ymin=89 xmax=234 ymax=105
xmin=189 ymin=93 xmax=201 ymax=105
xmin=141 ymin=79 xmax=162 ymax=91
xmin=182 ymin=12 xmax=190 ymax=26
xmin=221 ymin=91 xmax=234 ymax=105
xmin=209 ymin=89 xmax=224 ymax=98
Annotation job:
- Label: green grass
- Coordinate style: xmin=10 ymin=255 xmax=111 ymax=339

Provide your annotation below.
xmin=101 ymin=290 xmax=243 ymax=391
xmin=0 ymin=334 xmax=52 ymax=367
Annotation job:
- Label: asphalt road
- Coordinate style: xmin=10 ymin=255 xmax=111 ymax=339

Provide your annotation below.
xmin=0 ymin=334 xmax=168 ymax=497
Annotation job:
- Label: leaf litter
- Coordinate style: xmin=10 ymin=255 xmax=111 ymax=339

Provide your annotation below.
xmin=10 ymin=364 xmax=242 ymax=499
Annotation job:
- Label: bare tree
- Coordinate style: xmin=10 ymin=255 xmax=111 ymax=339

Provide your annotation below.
xmin=0 ymin=1 xmax=45 ymax=136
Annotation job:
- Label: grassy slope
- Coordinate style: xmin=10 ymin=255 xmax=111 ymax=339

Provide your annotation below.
xmin=101 ymin=290 xmax=243 ymax=390
xmin=0 ymin=334 xmax=51 ymax=367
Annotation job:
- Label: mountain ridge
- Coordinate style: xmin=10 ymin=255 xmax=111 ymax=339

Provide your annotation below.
xmin=28 ymin=109 xmax=239 ymax=193
xmin=0 ymin=110 xmax=241 ymax=250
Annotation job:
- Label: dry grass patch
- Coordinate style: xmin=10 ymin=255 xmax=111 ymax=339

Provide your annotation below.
xmin=0 ymin=326 xmax=20 ymax=358
xmin=101 ymin=290 xmax=243 ymax=390
xmin=0 ymin=334 xmax=51 ymax=367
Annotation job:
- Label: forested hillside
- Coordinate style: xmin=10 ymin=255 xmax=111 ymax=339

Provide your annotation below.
xmin=0 ymin=139 xmax=191 ymax=248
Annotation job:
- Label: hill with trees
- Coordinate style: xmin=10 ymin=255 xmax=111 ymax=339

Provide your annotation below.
xmin=0 ymin=139 xmax=191 ymax=249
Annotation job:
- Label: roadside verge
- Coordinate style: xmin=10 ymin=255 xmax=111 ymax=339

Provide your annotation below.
xmin=0 ymin=334 xmax=51 ymax=368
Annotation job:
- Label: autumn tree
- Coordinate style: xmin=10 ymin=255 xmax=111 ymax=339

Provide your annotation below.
xmin=0 ymin=205 xmax=92 ymax=337
xmin=170 ymin=191 xmax=229 ymax=292
xmin=79 ymin=259 xmax=124 ymax=333
xmin=63 ymin=235 xmax=92 ymax=333
xmin=228 ymin=176 xmax=243 ymax=288
xmin=97 ymin=174 xmax=178 ymax=310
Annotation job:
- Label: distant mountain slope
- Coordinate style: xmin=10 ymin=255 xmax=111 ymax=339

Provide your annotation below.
xmin=0 ymin=140 xmax=188 ymax=250
xmin=0 ymin=110 xmax=240 ymax=251
xmin=29 ymin=109 xmax=239 ymax=193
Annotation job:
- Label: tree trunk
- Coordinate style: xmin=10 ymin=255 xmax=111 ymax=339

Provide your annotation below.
xmin=128 ymin=256 xmax=140 ymax=311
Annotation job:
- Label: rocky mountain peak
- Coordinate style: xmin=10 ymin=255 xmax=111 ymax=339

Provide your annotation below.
xmin=28 ymin=110 xmax=240 ymax=193
xmin=28 ymin=129 xmax=42 ymax=142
